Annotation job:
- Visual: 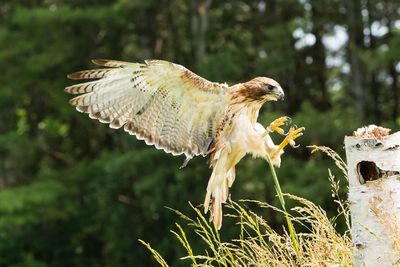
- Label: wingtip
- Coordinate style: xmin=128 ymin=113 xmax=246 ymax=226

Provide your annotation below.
xmin=67 ymin=72 xmax=82 ymax=80
xmin=68 ymin=98 xmax=76 ymax=105
xmin=91 ymin=59 xmax=109 ymax=66
xmin=91 ymin=59 xmax=134 ymax=68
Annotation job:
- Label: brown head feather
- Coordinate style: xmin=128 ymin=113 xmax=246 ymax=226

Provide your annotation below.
xmin=229 ymin=77 xmax=284 ymax=105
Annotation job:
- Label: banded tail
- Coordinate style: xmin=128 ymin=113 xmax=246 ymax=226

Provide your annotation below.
xmin=204 ymin=167 xmax=236 ymax=230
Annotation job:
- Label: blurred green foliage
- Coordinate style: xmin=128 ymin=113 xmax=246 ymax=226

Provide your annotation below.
xmin=0 ymin=0 xmax=399 ymax=266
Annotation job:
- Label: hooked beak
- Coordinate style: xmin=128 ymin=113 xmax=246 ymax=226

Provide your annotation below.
xmin=273 ymin=87 xmax=285 ymax=101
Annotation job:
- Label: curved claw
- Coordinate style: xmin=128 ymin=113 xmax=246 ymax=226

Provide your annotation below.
xmin=272 ymin=126 xmax=305 ymax=157
xmin=264 ymin=116 xmax=290 ymax=137
xmin=285 ymin=116 xmax=292 ymax=125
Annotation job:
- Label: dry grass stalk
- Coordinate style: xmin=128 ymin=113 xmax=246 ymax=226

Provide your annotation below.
xmin=140 ymin=146 xmax=352 ymax=266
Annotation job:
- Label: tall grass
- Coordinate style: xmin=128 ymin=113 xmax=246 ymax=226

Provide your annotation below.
xmin=140 ymin=146 xmax=353 ymax=266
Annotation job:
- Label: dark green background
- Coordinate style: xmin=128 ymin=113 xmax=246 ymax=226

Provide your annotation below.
xmin=0 ymin=0 xmax=399 ymax=266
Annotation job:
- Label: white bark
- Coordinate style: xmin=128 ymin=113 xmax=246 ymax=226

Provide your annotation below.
xmin=345 ymin=125 xmax=400 ymax=266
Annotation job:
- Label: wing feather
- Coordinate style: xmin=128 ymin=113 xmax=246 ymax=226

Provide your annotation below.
xmin=66 ymin=59 xmax=228 ymax=159
xmin=67 ymin=68 xmax=118 ymax=80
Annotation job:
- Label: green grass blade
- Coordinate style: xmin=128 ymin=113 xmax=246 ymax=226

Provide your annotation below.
xmin=264 ymin=154 xmax=299 ymax=254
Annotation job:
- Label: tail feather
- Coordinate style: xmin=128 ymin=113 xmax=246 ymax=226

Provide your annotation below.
xmin=212 ymin=189 xmax=222 ymax=229
xmin=204 ymin=168 xmax=236 ymax=230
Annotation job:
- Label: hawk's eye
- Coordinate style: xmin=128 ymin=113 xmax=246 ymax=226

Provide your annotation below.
xmin=267 ymin=84 xmax=275 ymax=91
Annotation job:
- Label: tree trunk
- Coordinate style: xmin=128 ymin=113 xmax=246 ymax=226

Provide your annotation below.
xmin=345 ymin=125 xmax=400 ymax=266
xmin=391 ymin=63 xmax=399 ymax=121
xmin=310 ymin=1 xmax=330 ymax=111
xmin=365 ymin=0 xmax=380 ymax=123
xmin=346 ymin=0 xmax=366 ymax=116
xmin=387 ymin=16 xmax=399 ymax=122
xmin=191 ymin=0 xmax=211 ymax=68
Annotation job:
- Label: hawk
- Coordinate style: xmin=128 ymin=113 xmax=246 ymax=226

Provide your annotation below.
xmin=65 ymin=59 xmax=303 ymax=229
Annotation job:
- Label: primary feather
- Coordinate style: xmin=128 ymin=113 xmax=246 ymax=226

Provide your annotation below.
xmin=67 ymin=59 xmax=227 ymax=159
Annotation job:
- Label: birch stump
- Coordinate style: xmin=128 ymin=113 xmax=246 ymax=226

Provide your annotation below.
xmin=345 ymin=125 xmax=400 ymax=266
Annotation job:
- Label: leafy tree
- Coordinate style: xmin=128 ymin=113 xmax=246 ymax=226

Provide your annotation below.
xmin=0 ymin=0 xmax=398 ymax=266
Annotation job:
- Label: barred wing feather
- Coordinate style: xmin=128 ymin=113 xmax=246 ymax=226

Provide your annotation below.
xmin=65 ymin=59 xmax=228 ymax=159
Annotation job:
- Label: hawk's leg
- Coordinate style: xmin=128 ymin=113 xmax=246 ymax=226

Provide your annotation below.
xmin=272 ymin=126 xmax=304 ymax=158
xmin=262 ymin=116 xmax=290 ymax=137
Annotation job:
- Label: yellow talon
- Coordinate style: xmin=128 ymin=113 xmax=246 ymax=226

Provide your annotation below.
xmin=273 ymin=126 xmax=305 ymax=157
xmin=263 ymin=116 xmax=290 ymax=137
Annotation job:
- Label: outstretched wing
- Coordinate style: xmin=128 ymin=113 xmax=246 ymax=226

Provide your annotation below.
xmin=65 ymin=59 xmax=228 ymax=159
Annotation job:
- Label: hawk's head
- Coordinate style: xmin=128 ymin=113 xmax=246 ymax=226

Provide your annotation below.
xmin=241 ymin=77 xmax=285 ymax=102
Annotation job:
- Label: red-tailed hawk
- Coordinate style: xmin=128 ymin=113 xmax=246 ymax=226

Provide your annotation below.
xmin=65 ymin=59 xmax=303 ymax=229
